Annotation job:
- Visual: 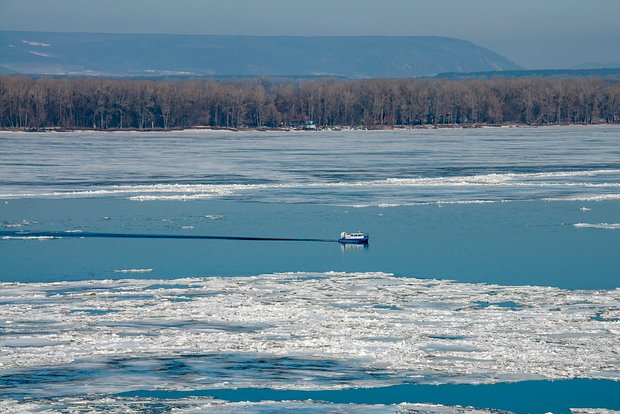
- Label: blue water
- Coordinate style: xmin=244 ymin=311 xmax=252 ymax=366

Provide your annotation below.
xmin=1 ymin=197 xmax=619 ymax=289
xmin=1 ymin=126 xmax=620 ymax=412
xmin=123 ymin=380 xmax=620 ymax=414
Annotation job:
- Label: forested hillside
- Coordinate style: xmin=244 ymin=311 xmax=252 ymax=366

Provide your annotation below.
xmin=1 ymin=76 xmax=619 ymax=129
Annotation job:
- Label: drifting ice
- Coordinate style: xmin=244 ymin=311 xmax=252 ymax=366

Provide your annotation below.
xmin=1 ymin=272 xmax=619 ymax=395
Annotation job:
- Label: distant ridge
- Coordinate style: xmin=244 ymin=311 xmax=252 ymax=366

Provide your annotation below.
xmin=434 ymin=67 xmax=620 ymax=80
xmin=0 ymin=31 xmax=521 ymax=78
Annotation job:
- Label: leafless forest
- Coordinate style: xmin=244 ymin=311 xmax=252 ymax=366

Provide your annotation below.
xmin=1 ymin=76 xmax=619 ymax=130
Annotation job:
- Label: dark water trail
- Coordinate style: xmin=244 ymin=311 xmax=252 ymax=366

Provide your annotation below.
xmin=0 ymin=230 xmax=338 ymax=243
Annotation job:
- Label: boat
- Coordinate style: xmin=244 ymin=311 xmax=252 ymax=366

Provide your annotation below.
xmin=338 ymin=232 xmax=369 ymax=244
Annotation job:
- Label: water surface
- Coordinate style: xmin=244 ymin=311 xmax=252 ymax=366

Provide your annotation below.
xmin=1 ymin=126 xmax=620 ymax=413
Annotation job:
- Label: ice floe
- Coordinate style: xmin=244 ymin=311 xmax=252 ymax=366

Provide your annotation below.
xmin=0 ymin=397 xmax=512 ymax=414
xmin=112 ymin=269 xmax=154 ymax=274
xmin=1 ymin=235 xmax=59 ymax=240
xmin=2 ymin=169 xmax=620 ymax=206
xmin=22 ymin=40 xmax=52 ymax=47
xmin=574 ymin=223 xmax=620 ymax=230
xmin=552 ymin=194 xmax=620 ymax=202
xmin=1 ymin=272 xmax=619 ymax=396
xmin=205 ymin=214 xmax=225 ymax=220
xmin=27 ymin=50 xmax=53 ymax=58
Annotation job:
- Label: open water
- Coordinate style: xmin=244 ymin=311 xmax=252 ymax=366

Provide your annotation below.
xmin=1 ymin=126 xmax=620 ymax=413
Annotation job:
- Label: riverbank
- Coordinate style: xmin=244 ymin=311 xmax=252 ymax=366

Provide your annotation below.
xmin=0 ymin=121 xmax=615 ymax=134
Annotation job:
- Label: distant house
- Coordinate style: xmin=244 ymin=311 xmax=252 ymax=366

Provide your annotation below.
xmin=290 ymin=119 xmax=317 ymax=130
xmin=303 ymin=121 xmax=317 ymax=130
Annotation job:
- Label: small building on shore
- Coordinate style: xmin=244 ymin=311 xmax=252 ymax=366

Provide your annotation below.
xmin=291 ymin=119 xmax=317 ymax=130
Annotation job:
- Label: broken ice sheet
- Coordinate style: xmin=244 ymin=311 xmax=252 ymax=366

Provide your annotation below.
xmin=1 ymin=272 xmax=619 ymax=397
xmin=0 ymin=397 xmax=515 ymax=414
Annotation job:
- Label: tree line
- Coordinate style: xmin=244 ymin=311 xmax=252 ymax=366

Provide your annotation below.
xmin=1 ymin=75 xmax=619 ymax=130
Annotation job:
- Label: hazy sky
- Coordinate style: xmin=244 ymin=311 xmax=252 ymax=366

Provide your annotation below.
xmin=1 ymin=0 xmax=619 ymax=69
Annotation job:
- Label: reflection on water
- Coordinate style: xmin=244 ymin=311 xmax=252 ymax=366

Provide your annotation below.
xmin=1 ymin=353 xmax=386 ymax=400
xmin=340 ymin=242 xmax=368 ymax=252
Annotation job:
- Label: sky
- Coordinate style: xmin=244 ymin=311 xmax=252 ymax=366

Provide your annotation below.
xmin=1 ymin=0 xmax=619 ymax=69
